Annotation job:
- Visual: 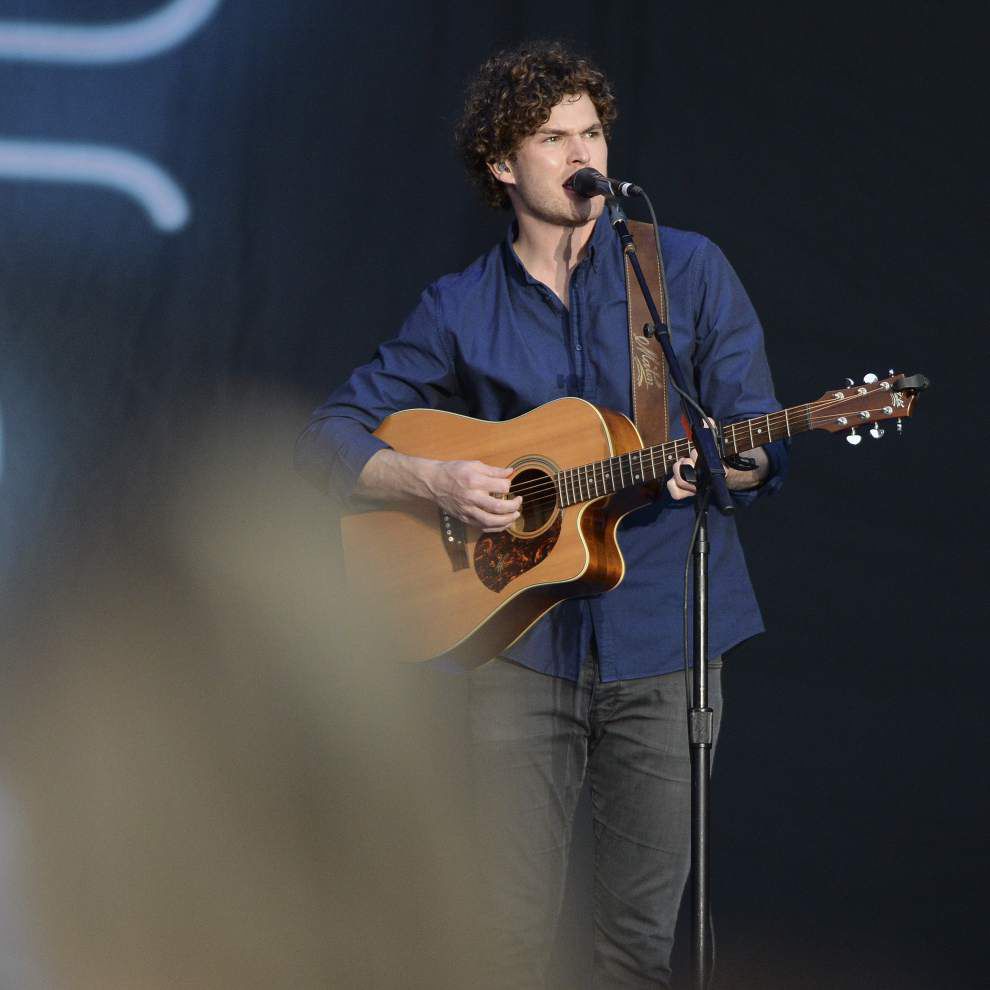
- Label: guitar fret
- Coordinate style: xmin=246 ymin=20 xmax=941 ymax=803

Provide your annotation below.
xmin=556 ymin=472 xmax=564 ymax=507
xmin=747 ymin=419 xmax=755 ymax=450
xmin=599 ymin=460 xmax=607 ymax=494
xmin=783 ymin=407 xmax=791 ymax=437
xmin=576 ymin=467 xmax=584 ymax=502
xmin=648 ymin=446 xmax=657 ymax=480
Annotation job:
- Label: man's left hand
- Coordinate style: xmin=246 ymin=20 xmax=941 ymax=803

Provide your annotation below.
xmin=667 ymin=421 xmax=770 ymax=501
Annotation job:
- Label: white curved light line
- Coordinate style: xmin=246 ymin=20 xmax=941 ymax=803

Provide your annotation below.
xmin=0 ymin=0 xmax=223 ymax=65
xmin=0 ymin=139 xmax=190 ymax=231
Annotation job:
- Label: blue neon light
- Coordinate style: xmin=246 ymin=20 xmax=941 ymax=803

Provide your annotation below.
xmin=0 ymin=139 xmax=190 ymax=230
xmin=0 ymin=0 xmax=223 ymax=65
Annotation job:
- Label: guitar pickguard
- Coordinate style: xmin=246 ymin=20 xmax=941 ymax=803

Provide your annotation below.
xmin=473 ymin=514 xmax=562 ymax=593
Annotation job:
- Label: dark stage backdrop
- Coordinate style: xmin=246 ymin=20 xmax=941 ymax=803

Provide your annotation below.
xmin=0 ymin=2 xmax=984 ymax=988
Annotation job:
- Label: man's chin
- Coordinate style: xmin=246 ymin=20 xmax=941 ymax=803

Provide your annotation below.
xmin=552 ymin=197 xmax=601 ymax=228
xmin=565 ymin=199 xmax=602 ymax=226
xmin=519 ymin=192 xmax=602 ymax=229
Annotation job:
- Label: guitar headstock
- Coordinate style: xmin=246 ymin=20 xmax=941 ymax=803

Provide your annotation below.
xmin=811 ymin=372 xmax=929 ymax=442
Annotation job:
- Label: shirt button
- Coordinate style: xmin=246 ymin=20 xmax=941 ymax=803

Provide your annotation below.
xmin=575 ymin=343 xmax=583 ymax=351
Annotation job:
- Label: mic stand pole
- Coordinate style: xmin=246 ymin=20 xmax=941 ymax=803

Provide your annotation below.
xmin=607 ymin=199 xmax=729 ymax=990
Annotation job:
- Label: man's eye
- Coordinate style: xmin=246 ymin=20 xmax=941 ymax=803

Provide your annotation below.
xmin=586 ymin=130 xmax=601 ymax=138
xmin=544 ymin=135 xmax=558 ymax=143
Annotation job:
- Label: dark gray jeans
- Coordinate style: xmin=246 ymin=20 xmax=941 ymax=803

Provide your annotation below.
xmin=468 ymin=649 xmax=723 ymax=989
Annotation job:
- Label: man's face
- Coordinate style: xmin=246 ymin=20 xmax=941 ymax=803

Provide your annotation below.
xmin=496 ymin=91 xmax=609 ymax=227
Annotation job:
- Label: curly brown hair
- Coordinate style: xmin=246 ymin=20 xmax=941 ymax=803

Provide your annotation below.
xmin=455 ymin=40 xmax=618 ymax=210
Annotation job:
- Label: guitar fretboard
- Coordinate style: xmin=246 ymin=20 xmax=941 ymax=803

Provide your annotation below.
xmin=555 ymin=405 xmax=812 ymax=507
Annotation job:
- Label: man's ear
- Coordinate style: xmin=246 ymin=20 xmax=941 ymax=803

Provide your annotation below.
xmin=487 ymin=160 xmax=514 ymax=186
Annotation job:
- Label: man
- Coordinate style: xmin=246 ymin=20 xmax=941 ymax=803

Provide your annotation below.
xmin=296 ymin=41 xmax=787 ymax=989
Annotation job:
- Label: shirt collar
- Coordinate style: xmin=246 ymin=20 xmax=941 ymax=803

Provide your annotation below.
xmin=502 ymin=210 xmax=612 ymax=283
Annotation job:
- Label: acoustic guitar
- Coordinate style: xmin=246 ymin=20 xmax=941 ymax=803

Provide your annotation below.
xmin=341 ymin=372 xmax=927 ymax=666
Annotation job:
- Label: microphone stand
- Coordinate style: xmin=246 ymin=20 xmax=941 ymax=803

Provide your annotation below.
xmin=606 ymin=197 xmax=730 ymax=990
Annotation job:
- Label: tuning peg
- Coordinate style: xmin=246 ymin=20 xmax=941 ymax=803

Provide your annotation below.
xmin=888 ymin=369 xmax=895 ymax=376
xmin=846 ymin=428 xmax=862 ymax=446
xmin=896 ymin=418 xmax=903 ymax=435
xmin=863 ymin=373 xmax=878 ymax=384
xmin=869 ymin=424 xmax=885 ymax=440
xmin=843 ymin=377 xmax=855 ymax=387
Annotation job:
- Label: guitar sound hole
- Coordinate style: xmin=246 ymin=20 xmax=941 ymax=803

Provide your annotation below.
xmin=510 ymin=468 xmax=557 ymax=535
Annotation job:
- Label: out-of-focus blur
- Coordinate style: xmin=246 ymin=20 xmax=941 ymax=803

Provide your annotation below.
xmin=0 ymin=395 xmax=483 ymax=989
xmin=0 ymin=3 xmax=980 ymax=987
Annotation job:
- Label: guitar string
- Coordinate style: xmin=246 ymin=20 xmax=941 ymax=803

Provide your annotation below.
xmin=501 ymin=393 xmax=902 ymax=502
xmin=502 ymin=388 xmax=898 ymax=498
xmin=502 ymin=402 xmax=900 ymax=511
xmin=506 ymin=422 xmax=858 ymax=506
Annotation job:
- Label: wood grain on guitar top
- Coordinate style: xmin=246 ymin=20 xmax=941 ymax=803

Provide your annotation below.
xmin=337 ymin=375 xmax=928 ymax=667
xmin=339 ymin=398 xmax=650 ymax=667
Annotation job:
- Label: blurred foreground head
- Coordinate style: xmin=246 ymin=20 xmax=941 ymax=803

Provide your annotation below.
xmin=0 ymin=391 xmax=479 ymax=989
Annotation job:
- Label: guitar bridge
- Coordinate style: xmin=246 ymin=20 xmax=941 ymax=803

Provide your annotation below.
xmin=439 ymin=510 xmax=469 ymax=571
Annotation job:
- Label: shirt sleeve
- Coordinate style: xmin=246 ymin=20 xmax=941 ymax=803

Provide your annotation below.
xmin=294 ymin=283 xmax=459 ymax=502
xmin=691 ymin=238 xmax=790 ymax=504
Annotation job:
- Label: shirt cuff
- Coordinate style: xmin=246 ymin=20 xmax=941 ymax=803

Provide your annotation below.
xmin=295 ymin=416 xmax=392 ymax=504
xmin=730 ymin=437 xmax=789 ymax=506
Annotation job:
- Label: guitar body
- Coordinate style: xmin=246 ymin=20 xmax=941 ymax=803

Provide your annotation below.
xmin=340 ymin=397 xmax=652 ymax=667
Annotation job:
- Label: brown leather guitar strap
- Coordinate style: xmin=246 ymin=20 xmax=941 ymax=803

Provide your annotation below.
xmin=624 ymin=219 xmax=670 ymax=446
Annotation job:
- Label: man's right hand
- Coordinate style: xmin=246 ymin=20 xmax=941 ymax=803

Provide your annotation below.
xmin=426 ymin=460 xmax=521 ymax=532
xmin=355 ymin=450 xmax=521 ymax=532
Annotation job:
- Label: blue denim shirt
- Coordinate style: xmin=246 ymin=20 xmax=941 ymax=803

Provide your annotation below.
xmin=296 ymin=213 xmax=788 ymax=681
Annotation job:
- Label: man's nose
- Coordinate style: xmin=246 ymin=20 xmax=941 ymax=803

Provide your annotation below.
xmin=570 ymin=137 xmax=591 ymax=163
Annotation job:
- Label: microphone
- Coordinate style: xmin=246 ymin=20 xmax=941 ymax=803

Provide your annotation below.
xmin=566 ymin=167 xmax=642 ymax=199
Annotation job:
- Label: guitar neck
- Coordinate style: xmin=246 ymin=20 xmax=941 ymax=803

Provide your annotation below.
xmin=556 ymin=404 xmax=812 ymax=507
